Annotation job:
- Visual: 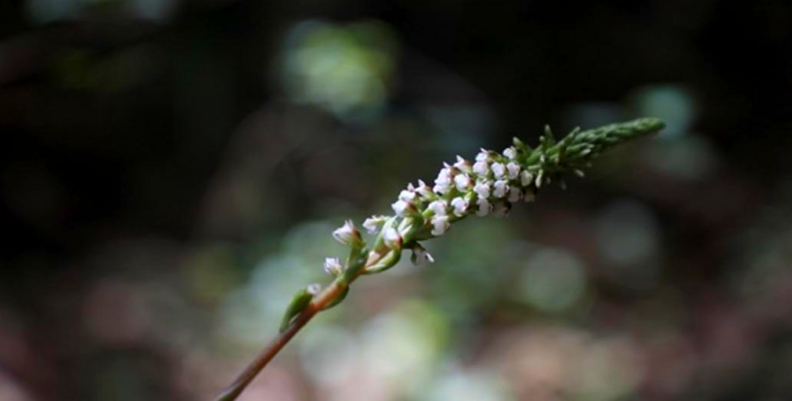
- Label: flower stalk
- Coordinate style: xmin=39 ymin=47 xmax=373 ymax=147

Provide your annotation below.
xmin=213 ymin=117 xmax=665 ymax=401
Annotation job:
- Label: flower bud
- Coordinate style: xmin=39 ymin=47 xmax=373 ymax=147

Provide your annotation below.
xmin=520 ymin=170 xmax=534 ymax=186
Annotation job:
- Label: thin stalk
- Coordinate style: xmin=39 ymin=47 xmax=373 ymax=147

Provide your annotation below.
xmin=213 ymin=252 xmax=382 ymax=401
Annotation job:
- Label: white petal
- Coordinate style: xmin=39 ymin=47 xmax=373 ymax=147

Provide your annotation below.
xmin=491 ymin=162 xmax=506 ymax=179
xmin=428 ymin=200 xmax=448 ymax=216
xmin=431 ymin=215 xmax=450 ymax=236
xmin=451 ymin=197 xmax=469 ymax=217
xmin=476 ymin=199 xmax=491 ymax=217
xmin=454 ymin=174 xmax=471 ymax=191
xmin=473 ymin=160 xmax=489 ymax=176
xmin=383 ymin=227 xmax=402 ymax=249
xmin=474 ymin=181 xmax=491 ymax=199
xmin=507 ymin=162 xmax=520 ymax=179
xmin=493 ymin=180 xmax=509 ymax=198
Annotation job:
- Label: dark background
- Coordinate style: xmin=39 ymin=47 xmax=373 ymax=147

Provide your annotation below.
xmin=2 ymin=0 xmax=792 ymax=400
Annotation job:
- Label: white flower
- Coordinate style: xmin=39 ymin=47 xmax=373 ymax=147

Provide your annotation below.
xmin=520 ymin=170 xmax=534 ymax=186
xmin=491 ymin=162 xmax=506 ymax=178
xmin=434 ymin=168 xmax=453 ymax=194
xmin=433 ymin=184 xmax=451 ymax=195
xmin=451 ymin=197 xmax=469 ymax=217
xmin=507 ymin=162 xmax=520 ymax=179
xmin=574 ymin=169 xmax=585 ymax=178
xmin=503 ymin=147 xmax=517 ymax=160
xmin=493 ymin=202 xmax=510 ymax=218
xmin=392 ymin=200 xmax=415 ymax=217
xmin=454 ymin=174 xmax=471 ymax=191
xmin=454 ymin=156 xmax=472 ymax=173
xmin=474 ymin=181 xmax=491 ymax=199
xmin=473 ymin=160 xmax=489 ymax=176
xmin=536 ymin=170 xmax=544 ymax=188
xmin=435 ymin=168 xmax=452 ymax=186
xmin=363 ymin=215 xmax=387 ymax=234
xmin=508 ymin=187 xmax=523 ymax=203
xmin=384 ymin=227 xmax=402 ymax=249
xmin=399 ymin=189 xmax=416 ymax=202
xmin=493 ymin=180 xmax=509 ymax=198
xmin=324 ymin=257 xmax=343 ymax=276
xmin=476 ymin=148 xmax=492 ymax=162
xmin=416 ymin=179 xmax=434 ymax=198
xmin=428 ymin=200 xmax=448 ymax=216
xmin=333 ymin=220 xmax=362 ymax=246
xmin=476 ymin=199 xmax=491 ymax=216
xmin=431 ymin=215 xmax=450 ymax=236
xmin=411 ymin=246 xmax=435 ymax=266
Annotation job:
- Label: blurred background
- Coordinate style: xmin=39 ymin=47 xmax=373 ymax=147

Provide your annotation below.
xmin=2 ymin=0 xmax=792 ymax=400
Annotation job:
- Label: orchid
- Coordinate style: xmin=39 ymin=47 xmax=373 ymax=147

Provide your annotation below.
xmin=214 ymin=117 xmax=665 ymax=401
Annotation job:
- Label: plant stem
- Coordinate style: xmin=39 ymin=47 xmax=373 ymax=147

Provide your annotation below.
xmin=213 ymin=252 xmax=382 ymax=401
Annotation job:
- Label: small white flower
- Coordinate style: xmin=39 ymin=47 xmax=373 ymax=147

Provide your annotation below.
xmin=363 ymin=215 xmax=387 ymax=234
xmin=476 ymin=148 xmax=492 ymax=162
xmin=392 ymin=200 xmax=414 ymax=217
xmin=503 ymin=147 xmax=517 ymax=160
xmin=399 ymin=189 xmax=416 ymax=202
xmin=435 ymin=168 xmax=452 ymax=186
xmin=473 ymin=160 xmax=489 ymax=176
xmin=493 ymin=180 xmax=509 ymax=198
xmin=451 ymin=197 xmax=469 ymax=216
xmin=491 ymin=162 xmax=506 ymax=178
xmin=476 ymin=199 xmax=491 ymax=216
xmin=520 ymin=170 xmax=534 ymax=186
xmin=454 ymin=174 xmax=472 ymax=191
xmin=433 ymin=183 xmax=451 ymax=195
xmin=416 ymin=179 xmax=434 ymax=198
xmin=333 ymin=220 xmax=362 ymax=246
xmin=574 ymin=169 xmax=585 ymax=178
xmin=431 ymin=215 xmax=450 ymax=236
xmin=434 ymin=169 xmax=453 ymax=195
xmin=508 ymin=187 xmax=523 ymax=203
xmin=411 ymin=245 xmax=435 ymax=266
xmin=474 ymin=181 xmax=491 ymax=199
xmin=383 ymin=227 xmax=402 ymax=249
xmin=454 ymin=156 xmax=472 ymax=173
xmin=507 ymin=162 xmax=521 ymax=179
xmin=536 ymin=170 xmax=544 ymax=188
xmin=493 ymin=202 xmax=510 ymax=218
xmin=324 ymin=257 xmax=343 ymax=276
xmin=428 ymin=200 xmax=448 ymax=216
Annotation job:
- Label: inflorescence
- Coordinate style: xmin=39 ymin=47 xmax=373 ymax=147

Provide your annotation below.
xmin=281 ymin=118 xmax=665 ymax=331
